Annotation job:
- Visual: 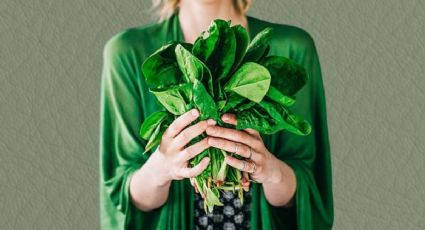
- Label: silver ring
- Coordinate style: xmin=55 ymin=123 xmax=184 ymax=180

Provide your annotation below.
xmin=251 ymin=161 xmax=257 ymax=174
xmin=248 ymin=147 xmax=253 ymax=159
xmin=234 ymin=143 xmax=239 ymax=153
xmin=242 ymin=160 xmax=246 ymax=171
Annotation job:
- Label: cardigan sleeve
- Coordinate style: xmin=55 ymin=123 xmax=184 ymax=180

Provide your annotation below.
xmin=265 ymin=30 xmax=334 ymax=230
xmin=99 ymin=34 xmax=151 ymax=229
xmin=99 ymin=27 xmax=197 ymax=230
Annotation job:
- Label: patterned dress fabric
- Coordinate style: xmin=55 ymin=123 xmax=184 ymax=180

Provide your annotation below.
xmin=194 ymin=188 xmax=252 ymax=230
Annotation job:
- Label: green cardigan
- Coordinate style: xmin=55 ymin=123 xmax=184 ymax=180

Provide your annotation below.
xmin=99 ymin=12 xmax=333 ymax=230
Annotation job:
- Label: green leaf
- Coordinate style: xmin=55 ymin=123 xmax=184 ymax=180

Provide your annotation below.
xmin=266 ymin=85 xmax=296 ymax=107
xmin=236 ymin=101 xmax=311 ymax=135
xmin=192 ymin=79 xmax=219 ymax=121
xmin=175 ymin=44 xmax=214 ymax=96
xmin=229 ymin=25 xmax=249 ymax=73
xmin=143 ymin=124 xmax=162 ymax=153
xmin=194 ymin=20 xmax=236 ymax=81
xmin=257 ymin=44 xmax=271 ymax=63
xmin=150 ymin=83 xmax=193 ymax=115
xmin=143 ymin=116 xmax=172 ymax=153
xmin=217 ymin=100 xmax=227 ymax=111
xmin=203 ymin=183 xmax=223 ymax=213
xmin=192 ymin=20 xmax=220 ymax=63
xmin=210 ymin=148 xmax=225 ymax=181
xmin=224 ymin=62 xmax=271 ymax=103
xmin=216 ymin=158 xmax=228 ymax=182
xmin=261 ymin=56 xmax=308 ymax=96
xmin=220 ymin=93 xmax=245 ymax=113
xmin=189 ymin=140 xmax=211 ymax=183
xmin=236 ymin=105 xmax=278 ymax=134
xmin=235 ymin=100 xmax=256 ymax=112
xmin=139 ymin=111 xmax=170 ymax=140
xmin=243 ymin=27 xmax=273 ymax=63
xmin=212 ymin=20 xmax=236 ymax=81
xmin=266 ymin=102 xmax=312 ymax=136
xmin=142 ymin=42 xmax=193 ymax=89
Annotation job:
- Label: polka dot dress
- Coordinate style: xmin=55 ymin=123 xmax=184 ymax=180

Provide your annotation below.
xmin=194 ymin=187 xmax=252 ymax=230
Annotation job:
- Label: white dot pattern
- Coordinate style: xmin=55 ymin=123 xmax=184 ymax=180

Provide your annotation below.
xmin=194 ymin=187 xmax=251 ymax=230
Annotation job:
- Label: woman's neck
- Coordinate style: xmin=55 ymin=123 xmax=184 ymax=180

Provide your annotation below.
xmin=178 ymin=0 xmax=247 ymax=43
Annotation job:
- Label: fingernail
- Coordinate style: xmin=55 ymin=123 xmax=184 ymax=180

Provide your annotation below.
xmin=191 ymin=109 xmax=199 ymax=117
xmin=207 ymin=119 xmax=216 ymax=125
xmin=222 ymin=114 xmax=229 ymax=121
xmin=204 ymin=157 xmax=210 ymax=162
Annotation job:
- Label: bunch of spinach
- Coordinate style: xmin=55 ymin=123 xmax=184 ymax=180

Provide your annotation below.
xmin=139 ymin=19 xmax=311 ymax=213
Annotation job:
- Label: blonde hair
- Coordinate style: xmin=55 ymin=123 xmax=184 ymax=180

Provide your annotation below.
xmin=151 ymin=0 xmax=252 ymax=22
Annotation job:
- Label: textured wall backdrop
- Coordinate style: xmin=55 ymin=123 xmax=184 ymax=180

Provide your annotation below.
xmin=1 ymin=0 xmax=424 ymax=229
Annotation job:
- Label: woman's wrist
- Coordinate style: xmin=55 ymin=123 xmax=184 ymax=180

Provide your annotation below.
xmin=261 ymin=155 xmax=297 ymax=207
xmin=263 ymin=154 xmax=284 ymax=185
xmin=142 ymin=147 xmax=173 ymax=187
xmin=129 ymin=148 xmax=172 ymax=212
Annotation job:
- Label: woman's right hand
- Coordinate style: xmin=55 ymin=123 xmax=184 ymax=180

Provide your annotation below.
xmin=154 ymin=108 xmax=216 ymax=183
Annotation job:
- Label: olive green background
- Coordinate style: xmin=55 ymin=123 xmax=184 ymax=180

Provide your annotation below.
xmin=1 ymin=0 xmax=424 ymax=229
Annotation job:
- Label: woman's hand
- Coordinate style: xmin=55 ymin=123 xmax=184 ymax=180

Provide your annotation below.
xmin=130 ymin=108 xmax=216 ymax=211
xmin=205 ymin=113 xmax=297 ymax=207
xmin=205 ymin=113 xmax=281 ymax=184
xmin=154 ymin=108 xmax=216 ymax=184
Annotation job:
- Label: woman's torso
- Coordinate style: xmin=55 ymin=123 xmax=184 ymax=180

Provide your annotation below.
xmin=103 ymin=12 xmax=315 ymax=229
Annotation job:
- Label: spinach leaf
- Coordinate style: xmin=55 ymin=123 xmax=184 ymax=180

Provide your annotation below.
xmin=195 ymin=19 xmax=236 ymax=81
xmin=235 ymin=100 xmax=256 ymax=112
xmin=236 ymin=100 xmax=311 ymax=135
xmin=142 ymin=42 xmax=193 ymax=89
xmin=229 ymin=24 xmax=249 ymax=74
xmin=175 ymin=44 xmax=214 ymax=96
xmin=150 ymin=83 xmax=193 ymax=115
xmin=243 ymin=27 xmax=273 ymax=63
xmin=220 ymin=93 xmax=245 ymax=113
xmin=193 ymin=19 xmax=236 ymax=100
xmin=143 ymin=115 xmax=172 ymax=153
xmin=258 ymin=44 xmax=271 ymax=63
xmin=266 ymin=85 xmax=296 ymax=107
xmin=192 ymin=20 xmax=220 ymax=62
xmin=267 ymin=102 xmax=312 ymax=136
xmin=262 ymin=55 xmax=308 ymax=96
xmin=224 ymin=62 xmax=271 ymax=103
xmin=203 ymin=183 xmax=223 ymax=212
xmin=236 ymin=104 xmax=279 ymax=134
xmin=213 ymin=20 xmax=236 ymax=81
xmin=139 ymin=111 xmax=170 ymax=139
xmin=192 ymin=79 xmax=219 ymax=121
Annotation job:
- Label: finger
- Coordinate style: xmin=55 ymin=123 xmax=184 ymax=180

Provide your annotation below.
xmin=221 ymin=113 xmax=260 ymax=137
xmin=208 ymin=137 xmax=255 ymax=160
xmin=224 ymin=155 xmax=254 ymax=173
xmin=221 ymin=113 xmax=237 ymax=125
xmin=179 ymin=157 xmax=210 ymax=178
xmin=172 ymin=119 xmax=216 ymax=149
xmin=206 ymin=125 xmax=259 ymax=150
xmin=163 ymin=109 xmax=200 ymax=139
xmin=245 ymin=128 xmax=261 ymax=138
xmin=180 ymin=137 xmax=211 ymax=162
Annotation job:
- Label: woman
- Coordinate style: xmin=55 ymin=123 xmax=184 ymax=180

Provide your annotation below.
xmin=99 ymin=0 xmax=333 ymax=229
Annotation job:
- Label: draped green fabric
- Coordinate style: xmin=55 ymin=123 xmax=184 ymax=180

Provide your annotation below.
xmin=99 ymin=12 xmax=333 ymax=230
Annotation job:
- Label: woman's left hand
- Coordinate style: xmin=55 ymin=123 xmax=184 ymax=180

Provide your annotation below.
xmin=205 ymin=113 xmax=281 ymax=184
